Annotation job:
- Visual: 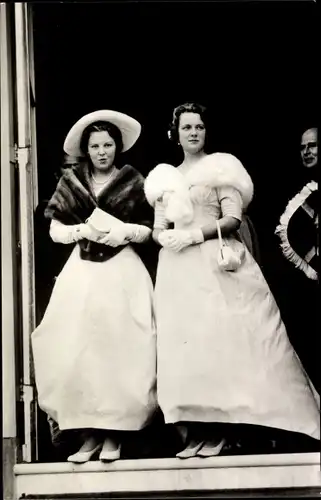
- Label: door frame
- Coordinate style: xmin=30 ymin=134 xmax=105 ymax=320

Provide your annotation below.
xmin=14 ymin=1 xmax=38 ymax=463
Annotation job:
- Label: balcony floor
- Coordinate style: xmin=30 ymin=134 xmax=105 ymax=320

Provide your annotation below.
xmin=14 ymin=452 xmax=321 ymax=499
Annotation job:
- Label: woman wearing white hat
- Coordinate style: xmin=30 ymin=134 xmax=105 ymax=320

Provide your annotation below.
xmin=32 ymin=110 xmax=157 ymax=462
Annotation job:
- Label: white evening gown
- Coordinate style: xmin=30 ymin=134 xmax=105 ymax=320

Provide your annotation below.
xmin=155 ymin=184 xmax=320 ymax=440
xmin=32 ymin=204 xmax=157 ymax=431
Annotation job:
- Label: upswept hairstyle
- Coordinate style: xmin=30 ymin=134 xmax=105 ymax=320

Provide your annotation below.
xmin=168 ymin=102 xmax=209 ymax=148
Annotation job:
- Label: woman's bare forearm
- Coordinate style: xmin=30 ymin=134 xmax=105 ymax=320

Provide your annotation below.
xmin=201 ymin=216 xmax=241 ymax=241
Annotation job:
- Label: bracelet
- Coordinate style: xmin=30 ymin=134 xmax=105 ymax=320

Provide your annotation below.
xmin=72 ymin=224 xmax=84 ymax=242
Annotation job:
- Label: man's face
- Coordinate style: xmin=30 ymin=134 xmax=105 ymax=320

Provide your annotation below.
xmin=300 ymin=128 xmax=318 ymax=168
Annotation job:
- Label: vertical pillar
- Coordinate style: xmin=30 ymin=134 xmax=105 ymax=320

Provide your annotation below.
xmin=1 ymin=3 xmax=18 ymax=498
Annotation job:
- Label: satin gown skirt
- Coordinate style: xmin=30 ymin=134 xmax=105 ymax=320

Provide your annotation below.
xmin=32 ymin=244 xmax=157 ymax=431
xmin=155 ymin=237 xmax=320 ymax=440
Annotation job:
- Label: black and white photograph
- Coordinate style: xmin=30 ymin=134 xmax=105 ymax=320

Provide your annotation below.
xmin=1 ymin=1 xmax=320 ymax=499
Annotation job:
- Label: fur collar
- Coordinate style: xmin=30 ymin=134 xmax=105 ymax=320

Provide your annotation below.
xmin=185 ymin=153 xmax=253 ymax=208
xmin=45 ymin=162 xmax=153 ymax=263
xmin=144 ymin=153 xmax=253 ymax=210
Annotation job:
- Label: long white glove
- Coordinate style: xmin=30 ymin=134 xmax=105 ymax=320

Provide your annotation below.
xmin=125 ymin=223 xmax=152 ymax=243
xmin=97 ymin=224 xmax=152 ymax=248
xmin=158 ymin=228 xmax=204 ymax=252
xmin=49 ymin=219 xmax=99 ymax=244
xmin=97 ymin=226 xmax=129 ymax=248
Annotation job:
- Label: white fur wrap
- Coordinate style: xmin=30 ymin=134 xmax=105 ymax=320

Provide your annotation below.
xmin=144 ymin=153 xmax=254 ymax=223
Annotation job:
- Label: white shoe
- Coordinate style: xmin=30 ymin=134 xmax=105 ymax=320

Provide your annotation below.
xmin=176 ymin=440 xmax=204 ymax=459
xmin=197 ymin=438 xmax=226 ymax=457
xmin=67 ymin=443 xmax=102 ymax=463
xmin=99 ymin=438 xmax=121 ymax=462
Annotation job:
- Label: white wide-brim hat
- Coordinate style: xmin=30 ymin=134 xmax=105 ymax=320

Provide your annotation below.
xmin=63 ymin=110 xmax=142 ymax=156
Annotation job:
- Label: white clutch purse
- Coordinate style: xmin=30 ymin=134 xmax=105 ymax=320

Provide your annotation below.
xmin=216 ymin=219 xmax=244 ymax=271
xmin=86 ymin=207 xmax=125 ymax=234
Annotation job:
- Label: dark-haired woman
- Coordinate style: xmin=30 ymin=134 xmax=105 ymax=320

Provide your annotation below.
xmin=32 ymin=110 xmax=157 ymax=463
xmin=145 ymin=102 xmax=320 ymax=458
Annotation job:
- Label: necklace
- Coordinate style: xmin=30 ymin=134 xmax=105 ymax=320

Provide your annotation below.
xmin=91 ymin=168 xmax=115 ymax=185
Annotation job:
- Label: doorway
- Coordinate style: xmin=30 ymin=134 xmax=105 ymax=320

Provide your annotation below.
xmin=32 ymin=1 xmax=318 ymax=245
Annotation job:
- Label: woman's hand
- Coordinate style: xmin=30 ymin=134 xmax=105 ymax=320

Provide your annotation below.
xmin=159 ymin=230 xmax=193 ymax=252
xmin=75 ymin=223 xmax=101 ymax=242
xmin=159 ymin=229 xmax=203 ymax=252
xmin=97 ymin=226 xmax=129 ymax=247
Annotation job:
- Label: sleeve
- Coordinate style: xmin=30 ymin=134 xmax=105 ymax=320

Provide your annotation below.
xmin=49 ymin=219 xmax=83 ymax=244
xmin=153 ymin=201 xmax=170 ymax=230
xmin=216 ymin=186 xmax=243 ymax=221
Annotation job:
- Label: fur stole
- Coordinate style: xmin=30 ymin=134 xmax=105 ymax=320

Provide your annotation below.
xmin=45 ymin=162 xmax=153 ymax=262
xmin=275 ymin=181 xmax=318 ymax=280
xmin=144 ymin=153 xmax=254 ymax=223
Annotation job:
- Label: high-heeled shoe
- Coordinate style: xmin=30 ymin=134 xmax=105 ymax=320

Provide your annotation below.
xmin=176 ymin=439 xmax=204 ymax=459
xmin=67 ymin=443 xmax=102 ymax=463
xmin=197 ymin=438 xmax=226 ymax=457
xmin=99 ymin=437 xmax=121 ymax=462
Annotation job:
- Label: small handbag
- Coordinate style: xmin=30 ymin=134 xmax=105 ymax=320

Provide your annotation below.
xmin=216 ymin=219 xmax=244 ymax=271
